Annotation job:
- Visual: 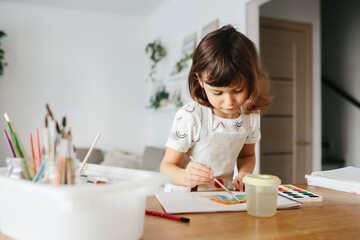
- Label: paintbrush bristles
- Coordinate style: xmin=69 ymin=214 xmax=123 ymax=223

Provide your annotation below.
xmin=62 ymin=116 xmax=66 ymax=128
xmin=46 ymin=103 xmax=54 ymax=120
xmin=55 ymin=122 xmax=60 ymax=134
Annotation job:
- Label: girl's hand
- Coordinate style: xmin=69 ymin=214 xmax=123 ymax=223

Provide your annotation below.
xmin=184 ymin=162 xmax=213 ymax=188
xmin=233 ymin=172 xmax=250 ymax=191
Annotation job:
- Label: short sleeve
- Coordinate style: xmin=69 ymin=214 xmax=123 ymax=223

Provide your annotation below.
xmin=166 ymin=104 xmax=201 ymax=152
xmin=244 ymin=112 xmax=261 ymax=144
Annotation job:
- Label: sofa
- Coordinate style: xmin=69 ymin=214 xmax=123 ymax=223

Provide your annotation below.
xmin=75 ymin=146 xmax=166 ymax=172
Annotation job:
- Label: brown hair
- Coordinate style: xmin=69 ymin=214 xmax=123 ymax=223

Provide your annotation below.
xmin=188 ymin=25 xmax=272 ymax=114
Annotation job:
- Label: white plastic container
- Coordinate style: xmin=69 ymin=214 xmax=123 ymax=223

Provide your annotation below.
xmin=243 ymin=174 xmax=281 ymax=217
xmin=0 ymin=164 xmax=171 ymax=240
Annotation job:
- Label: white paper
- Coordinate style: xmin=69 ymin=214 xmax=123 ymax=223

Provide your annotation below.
xmin=305 ymin=166 xmax=360 ymax=194
xmin=311 ymin=166 xmax=360 ymax=182
xmin=156 ymin=191 xmax=301 ymax=214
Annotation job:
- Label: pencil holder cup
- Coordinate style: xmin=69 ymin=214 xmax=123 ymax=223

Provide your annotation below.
xmin=243 ymin=174 xmax=281 ymax=217
xmin=5 ymin=157 xmax=34 ymax=180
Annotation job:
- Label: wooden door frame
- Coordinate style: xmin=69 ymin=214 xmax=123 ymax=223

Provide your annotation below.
xmin=246 ymin=0 xmax=317 ymax=175
xmin=260 ymin=17 xmax=313 ymax=182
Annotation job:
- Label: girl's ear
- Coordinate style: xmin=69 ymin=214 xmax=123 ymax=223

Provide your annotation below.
xmin=196 ymin=73 xmax=204 ymax=88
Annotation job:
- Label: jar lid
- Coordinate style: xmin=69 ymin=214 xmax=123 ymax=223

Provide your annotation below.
xmin=243 ymin=174 xmax=281 ymax=186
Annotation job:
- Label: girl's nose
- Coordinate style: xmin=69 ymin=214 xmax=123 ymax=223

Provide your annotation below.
xmin=225 ymin=94 xmax=235 ymax=106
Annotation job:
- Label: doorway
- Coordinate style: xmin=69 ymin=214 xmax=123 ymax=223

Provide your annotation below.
xmin=259 ymin=17 xmax=312 ymax=183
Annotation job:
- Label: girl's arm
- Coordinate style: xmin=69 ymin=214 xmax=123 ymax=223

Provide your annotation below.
xmin=233 ymin=143 xmax=256 ymax=191
xmin=160 ymin=147 xmax=213 ymax=188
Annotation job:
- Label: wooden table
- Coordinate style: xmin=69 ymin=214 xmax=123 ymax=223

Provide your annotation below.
xmin=143 ymin=184 xmax=360 ymax=239
xmin=1 ymin=184 xmax=359 ymax=239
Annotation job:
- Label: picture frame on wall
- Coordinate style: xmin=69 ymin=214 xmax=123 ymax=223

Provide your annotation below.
xmin=171 ymin=32 xmax=197 ymax=76
xmin=201 ymin=19 xmax=219 ymax=38
xmin=181 ymin=32 xmax=197 ymax=59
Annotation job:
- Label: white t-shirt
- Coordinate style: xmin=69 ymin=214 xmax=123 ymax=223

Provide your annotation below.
xmin=166 ymin=102 xmax=261 ymax=153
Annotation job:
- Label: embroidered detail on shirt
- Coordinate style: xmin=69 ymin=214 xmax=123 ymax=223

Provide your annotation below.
xmin=213 ymin=121 xmax=225 ymax=131
xmin=235 ymin=121 xmax=243 ymax=128
xmin=170 ymin=131 xmax=187 ymax=141
xmin=184 ymin=104 xmax=195 ymax=112
xmin=176 ymin=131 xmax=187 ymax=139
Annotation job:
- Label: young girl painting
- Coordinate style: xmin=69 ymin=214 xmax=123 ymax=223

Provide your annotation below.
xmin=160 ymin=25 xmax=271 ymax=192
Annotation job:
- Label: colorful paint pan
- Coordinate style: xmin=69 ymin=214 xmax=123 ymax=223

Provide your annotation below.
xmin=278 ymin=185 xmax=323 ymax=202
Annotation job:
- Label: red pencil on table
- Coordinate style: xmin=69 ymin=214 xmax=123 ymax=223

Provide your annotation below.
xmin=145 ymin=210 xmax=190 ymax=223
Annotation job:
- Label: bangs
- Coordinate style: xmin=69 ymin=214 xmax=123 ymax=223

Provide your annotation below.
xmin=197 ymin=33 xmax=251 ymax=89
xmin=201 ymin=60 xmax=250 ymax=90
xmin=188 ymin=24 xmax=272 ymax=113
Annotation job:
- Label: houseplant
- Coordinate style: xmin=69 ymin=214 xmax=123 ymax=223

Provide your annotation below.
xmin=149 ymin=86 xmax=170 ymax=109
xmin=174 ymin=53 xmax=193 ymax=74
xmin=145 ymin=40 xmax=166 ymax=82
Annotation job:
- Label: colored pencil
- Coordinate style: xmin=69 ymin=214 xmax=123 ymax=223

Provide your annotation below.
xmin=189 ymin=156 xmax=241 ymax=202
xmin=145 ymin=210 xmax=190 ymax=223
xmin=36 ymin=128 xmax=42 ymax=166
xmin=20 ymin=158 xmax=31 ymax=180
xmin=12 ymin=132 xmax=24 ymax=158
xmin=4 ymin=113 xmax=29 ymax=158
xmin=33 ymin=156 xmax=47 ymax=182
xmin=30 ymin=133 xmax=37 ymax=175
xmin=3 ymin=130 xmax=16 ymax=157
xmin=4 ymin=122 xmax=20 ymax=157
xmin=79 ymin=132 xmax=101 ymax=174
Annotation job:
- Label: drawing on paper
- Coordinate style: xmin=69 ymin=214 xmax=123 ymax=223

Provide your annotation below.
xmin=201 ymin=194 xmax=247 ymax=205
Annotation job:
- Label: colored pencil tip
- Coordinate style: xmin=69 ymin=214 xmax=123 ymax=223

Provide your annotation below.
xmin=180 ymin=217 xmax=190 ymax=223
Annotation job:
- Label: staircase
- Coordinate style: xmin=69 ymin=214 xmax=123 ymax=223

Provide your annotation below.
xmin=322 ymin=77 xmax=360 ymax=170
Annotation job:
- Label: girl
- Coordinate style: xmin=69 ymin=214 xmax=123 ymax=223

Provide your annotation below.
xmin=160 ymin=25 xmax=271 ymax=192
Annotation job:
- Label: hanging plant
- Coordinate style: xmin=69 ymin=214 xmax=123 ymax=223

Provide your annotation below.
xmin=0 ymin=30 xmax=7 ymax=78
xmin=145 ymin=40 xmax=166 ymax=82
xmin=148 ymin=86 xmax=169 ymax=109
xmin=174 ymin=53 xmax=193 ymax=74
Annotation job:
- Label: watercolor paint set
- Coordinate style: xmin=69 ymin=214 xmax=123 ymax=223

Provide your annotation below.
xmin=278 ymin=185 xmax=323 ymax=202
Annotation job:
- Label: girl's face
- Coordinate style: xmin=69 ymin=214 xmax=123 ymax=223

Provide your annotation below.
xmin=200 ymin=80 xmax=249 ymax=119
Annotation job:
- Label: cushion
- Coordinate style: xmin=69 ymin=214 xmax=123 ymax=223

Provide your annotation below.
xmin=101 ymin=149 xmax=142 ymax=169
xmin=140 ymin=146 xmax=165 ymax=171
xmin=76 ymin=148 xmax=104 ymax=164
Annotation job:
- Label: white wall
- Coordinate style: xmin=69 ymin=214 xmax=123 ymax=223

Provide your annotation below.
xmin=0 ymin=2 xmax=148 ymax=165
xmin=260 ymin=0 xmax=322 ymax=171
xmin=146 ymin=0 xmax=250 ymax=148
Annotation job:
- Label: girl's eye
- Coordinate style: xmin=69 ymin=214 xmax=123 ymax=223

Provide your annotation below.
xmin=234 ymin=89 xmax=243 ymax=93
xmin=213 ymin=92 xmax=222 ymax=96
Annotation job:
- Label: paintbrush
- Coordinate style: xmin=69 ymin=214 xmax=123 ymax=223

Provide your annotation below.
xmin=46 ymin=103 xmax=54 ymax=120
xmin=189 ymin=156 xmax=241 ymax=202
xmin=79 ymin=132 xmax=101 ymax=174
xmin=61 ymin=116 xmax=66 ymax=137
